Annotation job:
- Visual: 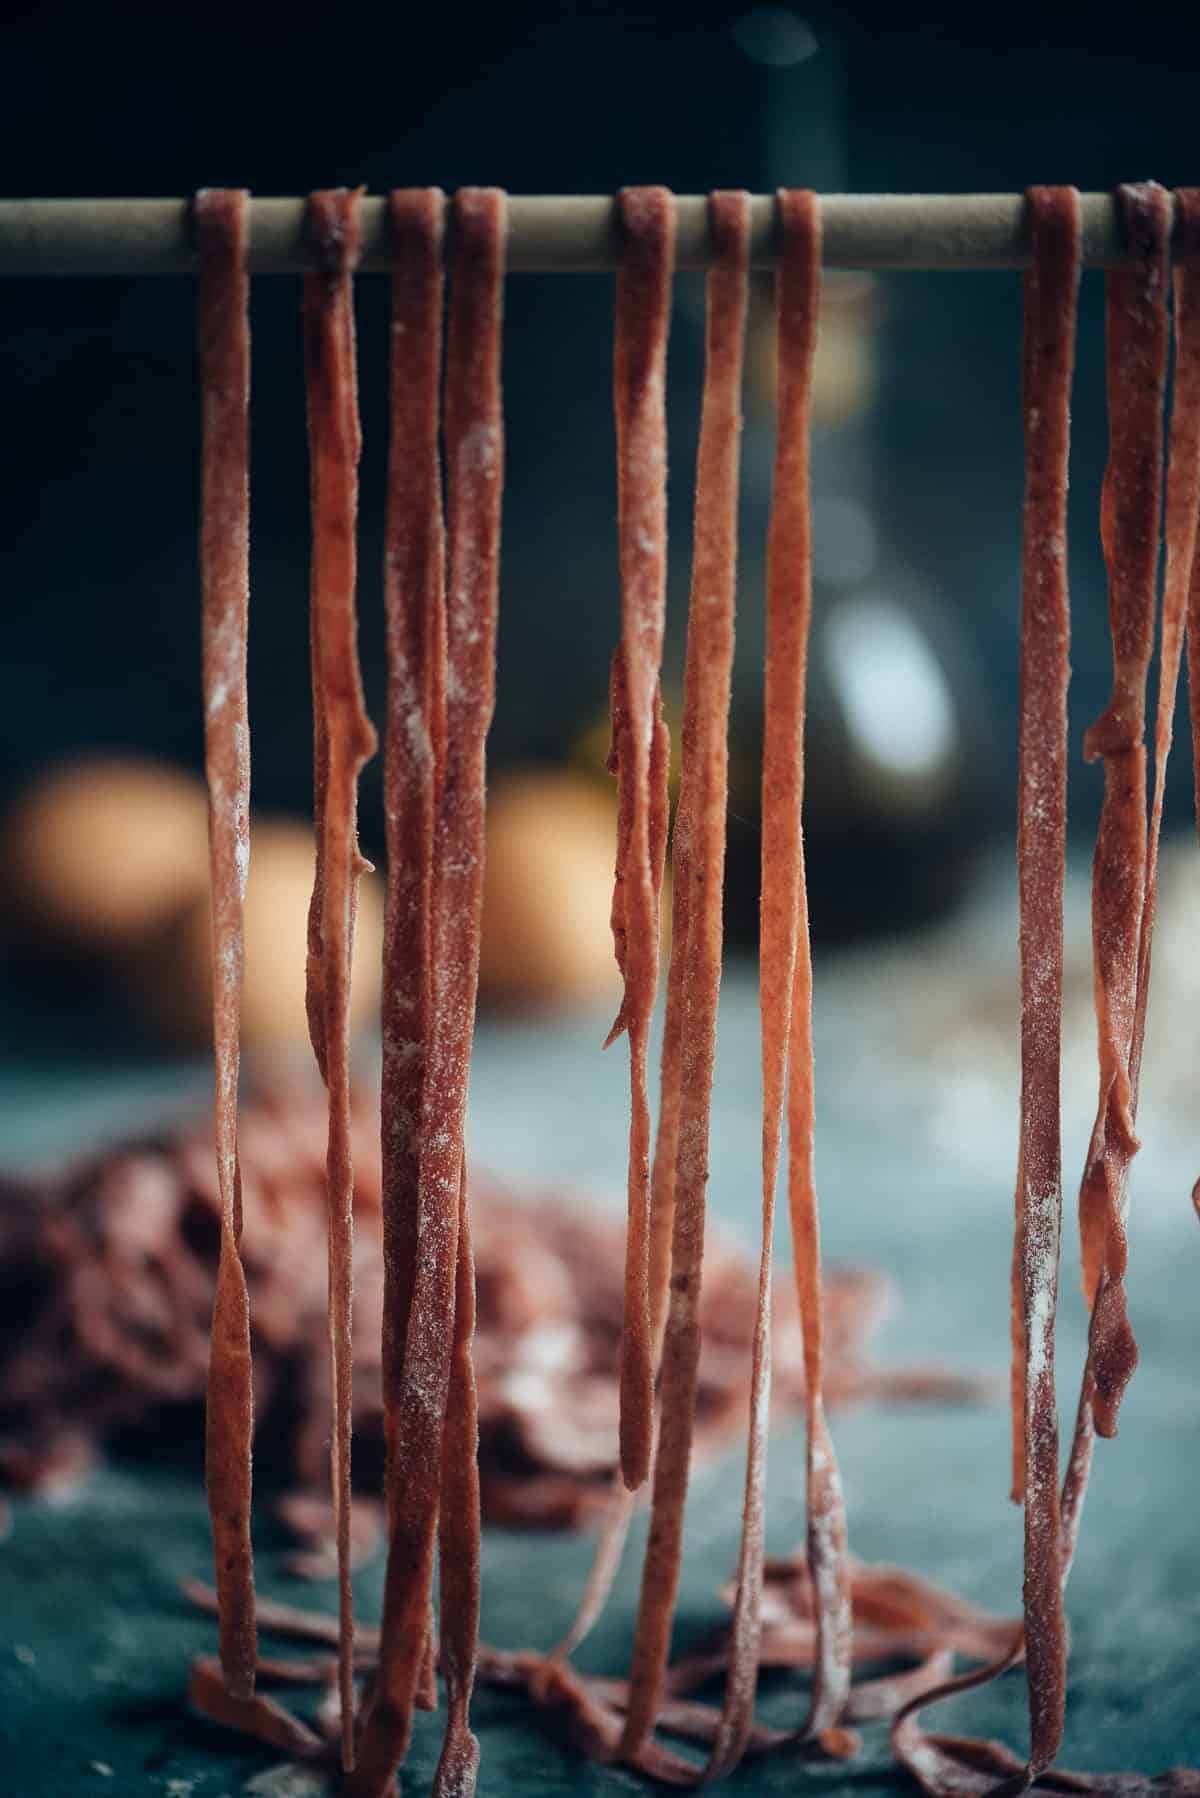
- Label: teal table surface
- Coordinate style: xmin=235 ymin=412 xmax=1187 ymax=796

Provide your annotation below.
xmin=2 ymin=886 xmax=1199 ymax=1796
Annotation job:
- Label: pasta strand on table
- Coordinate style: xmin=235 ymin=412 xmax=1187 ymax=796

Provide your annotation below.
xmin=196 ymin=185 xmax=257 ymax=1704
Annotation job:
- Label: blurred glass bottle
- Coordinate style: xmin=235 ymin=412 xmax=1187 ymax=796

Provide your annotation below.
xmin=718 ymin=5 xmax=996 ymax=945
xmin=558 ymin=6 xmax=996 ymax=942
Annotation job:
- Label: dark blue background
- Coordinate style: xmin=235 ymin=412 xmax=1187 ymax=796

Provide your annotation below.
xmin=4 ymin=0 xmax=1199 ymax=901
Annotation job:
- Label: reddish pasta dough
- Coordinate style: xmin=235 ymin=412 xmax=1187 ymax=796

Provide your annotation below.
xmin=1164 ymin=193 xmax=1200 ymax=1216
xmin=1131 ymin=193 xmax=1200 ymax=1124
xmin=1049 ymin=184 xmax=1174 ymax=1648
xmin=893 ymin=179 xmax=1189 ymax=1798
xmin=1057 ymin=178 xmax=1176 ymax=1644
xmin=377 ymin=185 xmax=445 ymax=1498
xmin=433 ymin=1167 xmax=483 ymax=1798
xmin=553 ymin=198 xmax=750 ymax=1690
xmin=301 ymin=185 xmax=378 ymax=1770
xmin=612 ymin=190 xmax=854 ymax=1775
xmin=186 ymin=1553 xmax=1017 ymax=1780
xmin=196 ymin=186 xmax=257 ymax=1703
xmin=895 ymin=1667 xmax=1200 ymax=1798
xmin=575 ymin=665 xmax=671 ymax=1638
xmin=617 ymin=188 xmax=749 ymax=1771
xmin=775 ymin=189 xmax=854 ymax=1746
xmin=189 ymin=1656 xmax=323 ymax=1758
xmin=1076 ymin=184 xmax=1170 ymax=1440
xmin=363 ymin=184 xmax=448 ymax=1791
xmin=537 ymin=659 xmax=673 ymax=1668
xmin=349 ymin=186 xmax=505 ymax=1798
xmin=609 ymin=186 xmax=675 ymax=1494
xmin=1010 ymin=184 xmax=1081 ymax=1781
xmin=181 ymin=181 xmax=1200 ymax=1797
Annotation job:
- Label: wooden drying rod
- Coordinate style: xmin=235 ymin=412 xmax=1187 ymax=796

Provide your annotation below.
xmin=0 ymin=191 xmax=1194 ymax=274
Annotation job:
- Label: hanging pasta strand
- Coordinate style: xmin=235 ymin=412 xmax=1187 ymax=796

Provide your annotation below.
xmin=617 ymin=188 xmax=748 ymax=1767
xmin=608 ymin=186 xmax=675 ymax=1494
xmin=196 ymin=186 xmax=256 ymax=1703
xmin=302 ymin=184 xmax=377 ymax=1765
xmin=545 ymin=193 xmax=737 ymax=1686
xmin=364 ymin=187 xmax=448 ymax=1783
xmin=1008 ymin=189 xmax=1076 ymax=1508
xmin=377 ymin=186 xmax=445 ymax=1475
xmin=1086 ymin=189 xmax=1200 ymax=1596
xmin=180 ymin=178 xmax=1200 ymax=1798
xmin=1061 ymin=184 xmax=1195 ymax=1561
xmin=1075 ymin=181 xmax=1170 ymax=1441
xmin=746 ymin=192 xmax=821 ymax=1741
xmin=301 ymin=187 xmax=377 ymax=1771
xmin=777 ymin=190 xmax=855 ymax=1745
xmin=643 ymin=692 xmax=674 ymax=1341
xmin=1140 ymin=195 xmax=1200 ymax=1082
xmin=1164 ymin=192 xmax=1200 ymax=1220
xmin=433 ymin=1164 xmax=483 ymax=1798
xmin=672 ymin=189 xmax=759 ymax=1780
xmin=1038 ymin=195 xmax=1172 ymax=1690
xmin=349 ymin=186 xmax=505 ymax=1798
xmin=545 ymin=675 xmax=671 ymax=1670
xmin=892 ymin=180 xmax=1182 ymax=1798
xmin=1007 ymin=184 xmax=1081 ymax=1783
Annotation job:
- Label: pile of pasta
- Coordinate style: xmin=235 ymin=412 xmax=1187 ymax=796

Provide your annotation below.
xmin=0 ymin=1081 xmax=972 ymax=1541
xmin=189 ymin=184 xmax=1200 ymax=1794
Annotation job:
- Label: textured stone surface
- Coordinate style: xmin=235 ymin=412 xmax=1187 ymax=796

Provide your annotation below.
xmin=1 ymin=912 xmax=1198 ymax=1792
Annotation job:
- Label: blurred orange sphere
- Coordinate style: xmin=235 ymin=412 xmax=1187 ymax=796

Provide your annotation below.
xmin=4 ymin=753 xmax=644 ymax=1040
xmin=137 ymin=818 xmax=384 ymax=1051
xmin=478 ymin=770 xmax=625 ymax=1012
xmin=4 ymin=756 xmax=210 ymax=950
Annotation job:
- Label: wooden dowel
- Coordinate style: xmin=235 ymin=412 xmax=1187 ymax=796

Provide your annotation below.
xmin=0 ymin=191 xmax=1190 ymax=275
